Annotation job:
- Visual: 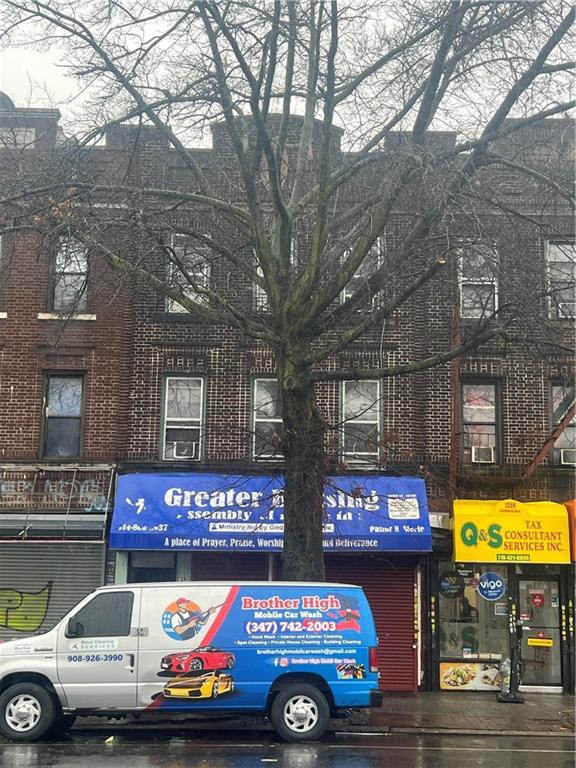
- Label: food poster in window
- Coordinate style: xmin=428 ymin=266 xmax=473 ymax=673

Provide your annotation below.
xmin=439 ymin=661 xmax=502 ymax=691
xmin=139 ymin=585 xmax=375 ymax=710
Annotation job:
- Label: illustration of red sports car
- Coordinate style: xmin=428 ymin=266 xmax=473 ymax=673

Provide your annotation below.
xmin=160 ymin=646 xmax=235 ymax=674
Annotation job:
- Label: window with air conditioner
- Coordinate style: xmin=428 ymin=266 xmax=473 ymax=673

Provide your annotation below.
xmin=165 ymin=234 xmax=211 ymax=313
xmin=551 ymin=383 xmax=575 ymax=466
xmin=252 ymin=378 xmax=283 ymax=459
xmin=342 ymin=380 xmax=380 ymax=462
xmin=462 ymin=382 xmax=497 ymax=464
xmin=547 ymin=241 xmax=575 ymax=320
xmin=457 ymin=240 xmax=499 ymax=319
xmin=162 ymin=377 xmax=203 ymax=461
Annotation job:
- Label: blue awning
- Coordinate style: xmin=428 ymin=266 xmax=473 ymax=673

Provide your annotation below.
xmin=110 ymin=473 xmax=432 ymax=553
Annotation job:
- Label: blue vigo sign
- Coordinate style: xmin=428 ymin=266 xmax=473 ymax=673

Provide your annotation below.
xmin=109 ymin=473 xmax=431 ymax=552
xmin=477 ymin=572 xmax=506 ymax=601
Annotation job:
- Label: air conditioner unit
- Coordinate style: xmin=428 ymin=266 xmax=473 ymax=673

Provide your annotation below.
xmin=560 ymin=448 xmax=576 ymax=466
xmin=558 ymin=303 xmax=575 ymax=319
xmin=471 ymin=445 xmax=495 ymax=464
xmin=173 ymin=441 xmax=199 ymax=459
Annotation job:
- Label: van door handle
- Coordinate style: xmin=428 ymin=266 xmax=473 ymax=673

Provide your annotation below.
xmin=125 ymin=654 xmax=135 ymax=672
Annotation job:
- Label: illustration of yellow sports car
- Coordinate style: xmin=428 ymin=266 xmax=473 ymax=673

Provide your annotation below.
xmin=162 ymin=671 xmax=234 ymax=699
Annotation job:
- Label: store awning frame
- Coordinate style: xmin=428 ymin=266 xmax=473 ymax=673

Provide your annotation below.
xmin=453 ymin=498 xmax=570 ymax=564
xmin=109 ymin=473 xmax=432 ymax=553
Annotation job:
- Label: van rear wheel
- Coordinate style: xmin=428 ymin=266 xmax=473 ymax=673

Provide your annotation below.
xmin=0 ymin=683 xmax=56 ymax=742
xmin=270 ymin=684 xmax=329 ymax=742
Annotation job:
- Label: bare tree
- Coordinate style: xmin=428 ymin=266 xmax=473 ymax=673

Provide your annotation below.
xmin=0 ymin=0 xmax=574 ymax=579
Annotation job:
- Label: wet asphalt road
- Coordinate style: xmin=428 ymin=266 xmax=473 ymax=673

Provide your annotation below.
xmin=0 ymin=732 xmax=574 ymax=768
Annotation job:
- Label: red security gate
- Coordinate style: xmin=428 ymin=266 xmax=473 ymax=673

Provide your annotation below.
xmin=326 ymin=555 xmax=418 ymax=692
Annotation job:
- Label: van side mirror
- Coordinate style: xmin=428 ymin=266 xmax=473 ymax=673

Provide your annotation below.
xmin=67 ymin=617 xmax=84 ymax=637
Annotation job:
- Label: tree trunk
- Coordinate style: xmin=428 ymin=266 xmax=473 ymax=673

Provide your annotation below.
xmin=279 ymin=356 xmax=327 ymax=582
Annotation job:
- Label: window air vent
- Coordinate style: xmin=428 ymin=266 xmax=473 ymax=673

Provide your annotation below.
xmin=471 ymin=445 xmax=495 ymax=464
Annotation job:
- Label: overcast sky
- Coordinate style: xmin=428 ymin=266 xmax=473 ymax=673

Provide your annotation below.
xmin=0 ymin=47 xmax=73 ymax=111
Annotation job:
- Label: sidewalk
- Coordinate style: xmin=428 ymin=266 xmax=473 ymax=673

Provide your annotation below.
xmin=363 ymin=691 xmax=575 ymax=736
xmin=73 ymin=691 xmax=575 ymax=738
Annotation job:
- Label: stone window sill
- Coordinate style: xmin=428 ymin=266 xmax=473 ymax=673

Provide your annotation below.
xmin=37 ymin=312 xmax=97 ymax=321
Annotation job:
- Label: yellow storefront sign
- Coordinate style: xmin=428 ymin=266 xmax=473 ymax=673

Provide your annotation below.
xmin=527 ymin=638 xmax=553 ymax=647
xmin=453 ymin=498 xmax=570 ymax=564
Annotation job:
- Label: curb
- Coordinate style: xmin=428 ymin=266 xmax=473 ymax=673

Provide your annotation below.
xmin=339 ymin=726 xmax=576 ymax=738
xmin=70 ymin=721 xmax=576 ymax=739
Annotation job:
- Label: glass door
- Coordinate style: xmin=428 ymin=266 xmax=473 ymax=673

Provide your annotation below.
xmin=518 ymin=578 xmax=562 ymax=686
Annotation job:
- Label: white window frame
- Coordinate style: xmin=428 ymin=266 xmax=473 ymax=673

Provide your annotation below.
xmin=341 ymin=237 xmax=384 ymax=306
xmin=456 ymin=240 xmax=499 ymax=319
xmin=162 ymin=376 xmax=204 ymax=461
xmin=341 ymin=379 xmax=381 ymax=462
xmin=547 ymin=241 xmax=575 ymax=320
xmin=252 ymin=377 xmax=283 ymax=460
xmin=53 ymin=237 xmax=88 ymax=312
xmin=166 ymin=234 xmax=211 ymax=313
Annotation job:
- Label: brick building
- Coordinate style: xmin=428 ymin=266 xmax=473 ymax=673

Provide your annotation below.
xmin=0 ymin=99 xmax=574 ymax=692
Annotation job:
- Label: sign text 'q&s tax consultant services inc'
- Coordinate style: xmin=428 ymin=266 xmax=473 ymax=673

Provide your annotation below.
xmin=453 ymin=498 xmax=571 ymax=564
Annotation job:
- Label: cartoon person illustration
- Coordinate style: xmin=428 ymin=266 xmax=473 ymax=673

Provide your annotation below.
xmin=162 ymin=597 xmax=221 ymax=642
xmin=171 ymin=598 xmax=216 ymax=640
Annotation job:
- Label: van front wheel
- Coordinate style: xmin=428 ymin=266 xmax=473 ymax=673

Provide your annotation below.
xmin=270 ymin=684 xmax=329 ymax=742
xmin=0 ymin=683 xmax=56 ymax=742
xmin=46 ymin=713 xmax=77 ymax=738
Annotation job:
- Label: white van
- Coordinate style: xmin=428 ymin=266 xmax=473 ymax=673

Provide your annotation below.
xmin=0 ymin=581 xmax=382 ymax=742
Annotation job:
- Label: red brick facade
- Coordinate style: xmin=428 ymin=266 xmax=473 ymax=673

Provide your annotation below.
xmin=0 ymin=106 xmax=574 ymax=511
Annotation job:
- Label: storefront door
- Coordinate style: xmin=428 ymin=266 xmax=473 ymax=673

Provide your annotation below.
xmin=519 ymin=578 xmax=562 ymax=687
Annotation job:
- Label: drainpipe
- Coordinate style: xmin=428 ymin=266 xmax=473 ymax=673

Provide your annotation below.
xmin=449 ymin=305 xmax=461 ymax=503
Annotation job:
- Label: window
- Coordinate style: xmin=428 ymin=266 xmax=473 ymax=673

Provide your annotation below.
xmin=162 ymin=377 xmax=203 ymax=460
xmin=252 ymin=378 xmax=283 ymax=459
xmin=547 ymin=241 xmax=575 ymax=319
xmin=253 ymin=237 xmax=298 ymax=313
xmin=254 ymin=264 xmax=269 ymax=311
xmin=67 ymin=592 xmax=134 ymax=637
xmin=457 ymin=240 xmax=499 ymax=319
xmin=438 ymin=562 xmax=508 ymax=661
xmin=0 ymin=126 xmax=35 ymax=151
xmin=342 ymin=380 xmax=380 ymax=461
xmin=166 ymin=235 xmax=211 ymax=312
xmin=43 ymin=374 xmax=84 ymax=458
xmin=462 ymin=382 xmax=497 ymax=464
xmin=551 ymin=383 xmax=576 ymax=465
xmin=341 ymin=238 xmax=383 ymax=306
xmin=53 ymin=237 xmax=88 ymax=312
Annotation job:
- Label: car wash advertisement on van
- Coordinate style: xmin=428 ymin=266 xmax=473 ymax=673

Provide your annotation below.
xmin=0 ymin=582 xmax=380 ymax=742
xmin=146 ymin=583 xmax=376 ymax=711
